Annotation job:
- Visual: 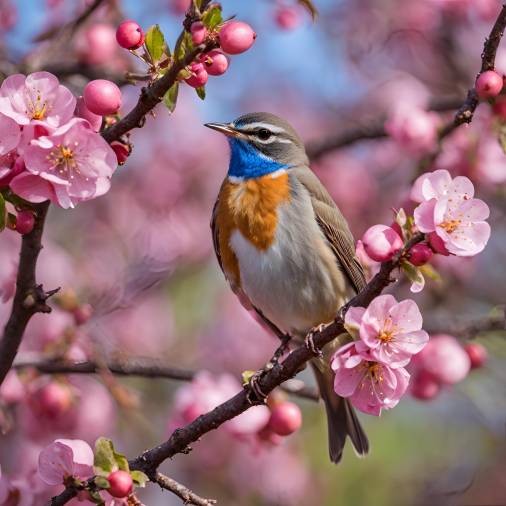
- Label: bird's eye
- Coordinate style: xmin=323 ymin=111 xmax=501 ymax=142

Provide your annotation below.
xmin=257 ymin=128 xmax=272 ymax=140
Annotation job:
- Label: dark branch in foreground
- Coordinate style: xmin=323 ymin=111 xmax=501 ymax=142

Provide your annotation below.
xmin=153 ymin=472 xmax=216 ymax=506
xmin=49 ymin=234 xmax=424 ymax=505
xmin=127 ymin=236 xmax=423 ymax=474
xmin=0 ymin=202 xmax=57 ymax=387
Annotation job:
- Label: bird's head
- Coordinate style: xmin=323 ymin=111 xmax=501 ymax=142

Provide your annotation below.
xmin=205 ymin=112 xmax=308 ymax=181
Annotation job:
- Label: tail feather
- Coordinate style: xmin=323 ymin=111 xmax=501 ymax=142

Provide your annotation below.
xmin=311 ymin=362 xmax=369 ymax=463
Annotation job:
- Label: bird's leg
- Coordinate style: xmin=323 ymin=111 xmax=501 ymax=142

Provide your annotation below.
xmin=246 ymin=333 xmax=292 ymax=404
xmin=304 ymin=323 xmax=328 ymax=358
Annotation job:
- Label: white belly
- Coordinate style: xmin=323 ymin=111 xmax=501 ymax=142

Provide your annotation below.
xmin=229 ymin=201 xmax=350 ymax=335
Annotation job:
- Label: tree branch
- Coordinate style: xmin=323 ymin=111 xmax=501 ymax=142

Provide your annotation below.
xmin=101 ymin=41 xmax=218 ymax=144
xmin=153 ymin=472 xmax=216 ymax=506
xmin=307 ymin=4 xmax=506 ymax=161
xmin=306 ymin=96 xmax=463 ymax=160
xmin=126 ymin=234 xmax=424 ymax=474
xmin=13 ymin=356 xmax=320 ymax=401
xmin=0 ymin=202 xmax=57 ymax=386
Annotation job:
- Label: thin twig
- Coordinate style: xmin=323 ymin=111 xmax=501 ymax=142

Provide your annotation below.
xmin=13 ymin=356 xmax=320 ymax=401
xmin=0 ymin=202 xmax=56 ymax=386
xmin=101 ymin=41 xmax=218 ymax=144
xmin=153 ymin=472 xmax=216 ymax=506
xmin=306 ymin=97 xmax=463 ymax=160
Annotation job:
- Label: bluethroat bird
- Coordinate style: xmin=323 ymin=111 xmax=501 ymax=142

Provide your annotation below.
xmin=206 ymin=112 xmax=369 ymax=463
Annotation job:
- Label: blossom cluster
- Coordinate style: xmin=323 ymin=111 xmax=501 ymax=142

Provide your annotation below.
xmin=0 ymin=71 xmax=117 ymax=210
xmin=332 ymin=294 xmax=429 ymax=416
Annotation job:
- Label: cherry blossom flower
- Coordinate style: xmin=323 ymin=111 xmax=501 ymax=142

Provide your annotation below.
xmin=412 ymin=170 xmax=491 ymax=256
xmin=10 ymin=118 xmax=117 ymax=208
xmin=0 ymin=113 xmax=20 ymax=157
xmin=385 ymin=105 xmax=439 ymax=153
xmin=38 ymin=439 xmax=94 ymax=486
xmin=344 ymin=294 xmax=429 ymax=367
xmin=0 ymin=72 xmax=75 ymax=127
xmin=170 ymin=371 xmax=270 ymax=437
xmin=331 ymin=342 xmax=410 ymax=416
xmin=411 ymin=334 xmax=471 ymax=385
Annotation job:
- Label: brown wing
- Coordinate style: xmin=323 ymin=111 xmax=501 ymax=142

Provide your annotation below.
xmin=210 ymin=195 xmax=223 ymax=274
xmin=292 ymin=166 xmax=366 ymax=294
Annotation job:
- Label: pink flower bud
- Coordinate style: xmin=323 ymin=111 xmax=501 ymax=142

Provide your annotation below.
xmin=219 ymin=21 xmax=256 ymax=55
xmin=75 ymin=96 xmax=102 ymax=132
xmin=275 ymin=6 xmax=302 ymax=30
xmin=191 ymin=21 xmax=207 ymax=45
xmin=362 ymin=224 xmax=403 ymax=262
xmin=116 ymin=20 xmax=144 ymax=50
xmin=476 ymin=70 xmax=504 ymax=99
xmin=416 ymin=334 xmax=471 ymax=385
xmin=256 ymin=425 xmax=283 ymax=446
xmin=200 ymin=50 xmax=229 ymax=76
xmin=78 ymin=24 xmax=117 ymax=66
xmin=15 ymin=210 xmax=35 ymax=235
xmin=492 ymin=96 xmax=506 ymax=118
xmin=111 ymin=141 xmax=130 ymax=165
xmin=428 ymin=231 xmax=450 ymax=256
xmin=464 ymin=343 xmax=488 ymax=369
xmin=83 ymin=79 xmax=122 ymax=116
xmin=268 ymin=401 xmax=302 ymax=436
xmin=107 ymin=470 xmax=133 ymax=498
xmin=408 ymin=243 xmax=433 ymax=266
xmin=410 ymin=370 xmax=441 ymax=400
xmin=73 ymin=303 xmax=93 ymax=325
xmin=185 ymin=63 xmax=208 ymax=88
xmin=32 ymin=382 xmax=73 ymax=418
xmin=168 ymin=0 xmax=190 ymax=14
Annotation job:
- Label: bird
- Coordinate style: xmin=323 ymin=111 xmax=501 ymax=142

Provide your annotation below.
xmin=206 ymin=112 xmax=369 ymax=463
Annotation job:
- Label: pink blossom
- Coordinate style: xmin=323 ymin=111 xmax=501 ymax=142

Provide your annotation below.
xmin=0 ymin=370 xmax=25 ymax=404
xmin=0 ymin=469 xmax=34 ymax=506
xmin=0 ymin=113 xmax=20 ymax=156
xmin=361 ymin=224 xmax=403 ymax=262
xmin=0 ymin=72 xmax=75 ymax=127
xmin=11 ymin=118 xmax=116 ymax=208
xmin=331 ymin=342 xmax=410 ymax=416
xmin=38 ymin=439 xmax=94 ymax=486
xmin=170 ymin=371 xmax=270 ymax=437
xmin=413 ymin=170 xmax=491 ymax=256
xmin=344 ymin=294 xmax=429 ymax=367
xmin=385 ymin=106 xmax=439 ymax=153
xmin=412 ymin=334 xmax=470 ymax=385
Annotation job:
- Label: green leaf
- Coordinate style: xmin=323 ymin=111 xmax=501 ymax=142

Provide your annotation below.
xmin=145 ymin=25 xmax=166 ymax=63
xmin=94 ymin=438 xmax=129 ymax=475
xmin=88 ymin=489 xmax=105 ymax=505
xmin=94 ymin=476 xmax=110 ymax=490
xmin=175 ymin=31 xmax=194 ymax=62
xmin=202 ymin=5 xmax=223 ymax=30
xmin=401 ymin=260 xmax=424 ymax=284
xmin=241 ymin=370 xmax=255 ymax=386
xmin=419 ymin=263 xmax=442 ymax=282
xmin=0 ymin=194 xmax=6 ymax=232
xmin=130 ymin=470 xmax=149 ymax=488
xmin=195 ymin=86 xmax=206 ymax=100
xmin=163 ymin=82 xmax=179 ymax=113
xmin=298 ymin=0 xmax=318 ymax=20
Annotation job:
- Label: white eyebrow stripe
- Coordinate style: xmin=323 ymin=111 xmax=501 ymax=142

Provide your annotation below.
xmin=235 ymin=122 xmax=288 ymax=134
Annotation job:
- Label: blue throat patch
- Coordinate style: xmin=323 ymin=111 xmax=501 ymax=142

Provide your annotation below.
xmin=228 ymin=138 xmax=290 ymax=180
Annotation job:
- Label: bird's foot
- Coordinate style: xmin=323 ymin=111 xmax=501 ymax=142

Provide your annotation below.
xmin=304 ymin=323 xmax=328 ymax=358
xmin=246 ymin=334 xmax=292 ymax=404
xmin=246 ymin=369 xmax=268 ymax=404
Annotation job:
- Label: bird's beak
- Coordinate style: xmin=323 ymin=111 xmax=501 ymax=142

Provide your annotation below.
xmin=204 ymin=122 xmax=244 ymax=138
